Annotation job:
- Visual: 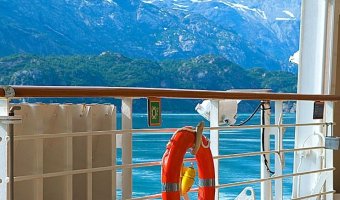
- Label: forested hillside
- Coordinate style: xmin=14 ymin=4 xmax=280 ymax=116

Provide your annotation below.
xmin=0 ymin=53 xmax=297 ymax=112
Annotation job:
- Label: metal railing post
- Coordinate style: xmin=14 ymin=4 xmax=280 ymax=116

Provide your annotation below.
xmin=210 ymin=100 xmax=219 ymax=200
xmin=64 ymin=105 xmax=73 ymax=200
xmin=112 ymin=106 xmax=117 ymax=199
xmin=261 ymin=101 xmax=272 ymax=200
xmin=122 ymin=98 xmax=133 ymax=199
xmin=0 ymin=99 xmax=9 ymax=200
xmin=274 ymin=101 xmax=284 ymax=200
xmin=325 ymin=101 xmax=334 ymax=200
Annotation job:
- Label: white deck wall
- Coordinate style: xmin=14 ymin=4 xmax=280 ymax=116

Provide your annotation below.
xmin=294 ymin=0 xmax=338 ymax=198
xmin=11 ymin=103 xmax=116 ymax=200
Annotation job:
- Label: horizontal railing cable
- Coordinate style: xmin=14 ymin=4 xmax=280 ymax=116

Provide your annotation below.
xmin=14 ymin=165 xmax=117 ymax=182
xmin=13 ymin=122 xmax=332 ymax=141
xmin=291 ymin=190 xmax=335 ymax=200
xmin=128 ymin=189 xmax=336 ymax=200
xmin=216 ymin=168 xmax=334 ymax=189
xmin=13 ymin=146 xmax=325 ymax=181
xmin=126 ymin=169 xmax=334 ymax=200
xmin=117 ymin=146 xmax=324 ymax=169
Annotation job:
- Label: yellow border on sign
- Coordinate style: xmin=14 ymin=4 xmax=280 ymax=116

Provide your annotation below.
xmin=148 ymin=97 xmax=161 ymax=126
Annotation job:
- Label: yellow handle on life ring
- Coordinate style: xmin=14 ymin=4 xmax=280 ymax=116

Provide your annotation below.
xmin=180 ymin=165 xmax=196 ymax=195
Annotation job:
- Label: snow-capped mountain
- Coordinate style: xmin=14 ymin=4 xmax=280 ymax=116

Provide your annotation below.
xmin=0 ymin=0 xmax=300 ymax=70
xmin=145 ymin=0 xmax=301 ymax=70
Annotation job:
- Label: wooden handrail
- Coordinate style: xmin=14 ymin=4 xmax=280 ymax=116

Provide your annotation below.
xmin=1 ymin=86 xmax=340 ymax=101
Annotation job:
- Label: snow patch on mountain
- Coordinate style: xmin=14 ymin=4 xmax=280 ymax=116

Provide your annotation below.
xmin=283 ymin=10 xmax=295 ymax=18
xmin=164 ymin=49 xmax=178 ymax=56
xmin=173 ymin=3 xmax=189 ymax=8
xmin=104 ymin=0 xmax=113 ymax=4
xmin=155 ymin=41 xmax=163 ymax=46
xmin=191 ymin=0 xmax=212 ymax=2
xmin=184 ymin=14 xmax=191 ymax=18
xmin=109 ymin=13 xmax=115 ymax=20
xmin=275 ymin=10 xmax=296 ymax=21
xmin=218 ymin=1 xmax=267 ymax=20
xmin=45 ymin=25 xmax=66 ymax=37
xmin=276 ymin=17 xmax=294 ymax=21
xmin=142 ymin=0 xmax=156 ymax=4
xmin=179 ymin=35 xmax=195 ymax=51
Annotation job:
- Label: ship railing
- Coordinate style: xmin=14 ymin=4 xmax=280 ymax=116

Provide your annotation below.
xmin=0 ymin=86 xmax=338 ymax=200
xmin=10 ymin=123 xmax=334 ymax=200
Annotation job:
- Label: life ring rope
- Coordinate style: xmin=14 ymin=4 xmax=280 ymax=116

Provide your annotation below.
xmin=192 ymin=121 xmax=204 ymax=155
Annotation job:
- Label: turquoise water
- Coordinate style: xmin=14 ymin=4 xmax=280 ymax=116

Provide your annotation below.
xmin=117 ymin=113 xmax=296 ymax=199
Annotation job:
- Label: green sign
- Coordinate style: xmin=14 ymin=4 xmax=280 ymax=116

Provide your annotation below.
xmin=148 ymin=98 xmax=161 ymax=126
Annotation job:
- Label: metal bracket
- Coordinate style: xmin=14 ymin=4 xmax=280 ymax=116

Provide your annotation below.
xmin=2 ymin=86 xmax=15 ymax=98
xmin=0 ymin=116 xmax=22 ymax=125
xmin=325 ymin=136 xmax=340 ymax=150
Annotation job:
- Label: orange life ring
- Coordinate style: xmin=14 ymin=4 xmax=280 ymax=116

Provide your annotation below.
xmin=161 ymin=127 xmax=215 ymax=199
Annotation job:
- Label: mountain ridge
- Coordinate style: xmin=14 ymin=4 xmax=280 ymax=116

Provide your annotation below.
xmin=0 ymin=0 xmax=300 ymax=71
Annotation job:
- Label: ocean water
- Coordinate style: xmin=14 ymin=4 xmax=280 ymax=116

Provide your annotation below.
xmin=116 ymin=113 xmax=296 ymax=199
